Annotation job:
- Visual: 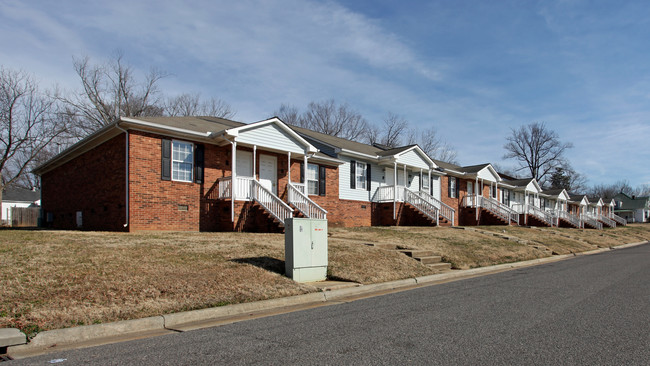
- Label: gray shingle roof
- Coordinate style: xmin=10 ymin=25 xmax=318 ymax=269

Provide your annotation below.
xmin=3 ymin=187 xmax=40 ymax=202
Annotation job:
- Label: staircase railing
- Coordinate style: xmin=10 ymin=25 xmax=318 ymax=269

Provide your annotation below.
xmin=404 ymin=189 xmax=439 ymax=225
xmin=251 ymin=179 xmax=293 ymax=225
xmin=581 ymin=214 xmax=603 ymax=230
xmin=610 ymin=214 xmax=627 ymax=226
xmin=557 ymin=210 xmax=581 ymax=228
xmin=287 ymin=183 xmax=327 ymax=220
xmin=514 ymin=203 xmax=554 ymax=227
xmin=596 ymin=214 xmax=616 ymax=228
xmin=418 ymin=190 xmax=455 ymax=225
xmin=465 ymin=194 xmax=519 ymax=225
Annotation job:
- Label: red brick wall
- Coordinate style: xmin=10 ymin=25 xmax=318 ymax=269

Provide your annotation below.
xmin=41 ymin=134 xmax=127 ymax=231
xmin=373 ymin=202 xmax=435 ymax=226
xmin=440 ymin=175 xmax=471 ymax=226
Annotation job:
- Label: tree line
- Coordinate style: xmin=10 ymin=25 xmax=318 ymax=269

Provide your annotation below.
xmin=1 ymin=54 xmax=647 ymax=209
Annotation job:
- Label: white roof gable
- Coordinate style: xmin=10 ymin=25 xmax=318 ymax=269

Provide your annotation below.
xmin=224 ymin=117 xmax=317 ymax=154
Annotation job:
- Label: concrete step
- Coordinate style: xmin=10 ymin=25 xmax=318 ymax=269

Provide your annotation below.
xmin=373 ymin=243 xmax=399 ymax=250
xmin=416 ymin=256 xmax=443 ymax=265
xmin=427 ymin=262 xmax=452 ymax=271
xmin=400 ymin=249 xmax=436 ymax=258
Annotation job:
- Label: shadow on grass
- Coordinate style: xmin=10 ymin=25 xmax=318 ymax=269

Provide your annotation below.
xmin=231 ymin=256 xmax=285 ymax=275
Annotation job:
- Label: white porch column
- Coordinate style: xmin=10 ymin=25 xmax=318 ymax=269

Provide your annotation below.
xmin=428 ymin=169 xmax=431 ymax=194
xmin=253 ymin=145 xmax=257 ymax=179
xmin=304 ymin=154 xmax=308 ymax=184
xmin=475 ymin=176 xmax=479 ymax=221
xmin=403 ymin=164 xmax=407 ymax=188
xmin=287 ymin=151 xmax=291 ymax=184
xmin=231 ymin=141 xmax=237 ymax=223
xmin=393 ymin=162 xmax=397 ymax=220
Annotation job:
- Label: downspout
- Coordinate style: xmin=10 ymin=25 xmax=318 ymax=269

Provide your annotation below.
xmin=115 ymin=124 xmax=129 ymax=229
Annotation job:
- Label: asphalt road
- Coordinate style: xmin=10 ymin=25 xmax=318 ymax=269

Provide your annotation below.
xmin=13 ymin=243 xmax=650 ymax=365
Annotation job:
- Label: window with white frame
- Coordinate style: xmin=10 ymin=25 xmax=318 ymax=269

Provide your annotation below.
xmin=307 ymin=163 xmax=319 ymax=195
xmin=355 ymin=162 xmax=367 ymax=190
xmin=172 ymin=141 xmax=193 ymax=182
xmin=449 ymin=177 xmax=457 ymax=198
xmin=422 ymin=173 xmax=430 ymax=190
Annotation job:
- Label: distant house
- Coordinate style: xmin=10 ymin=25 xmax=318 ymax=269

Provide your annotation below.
xmin=613 ymin=193 xmax=650 ymax=223
xmin=1 ymin=186 xmax=41 ymax=225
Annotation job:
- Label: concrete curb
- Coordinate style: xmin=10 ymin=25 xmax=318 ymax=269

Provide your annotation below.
xmin=7 ymin=240 xmax=648 ymax=358
xmin=163 ymin=292 xmax=327 ymax=329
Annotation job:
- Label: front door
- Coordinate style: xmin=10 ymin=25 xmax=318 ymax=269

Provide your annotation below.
xmin=467 ymin=181 xmax=473 ymax=197
xmin=259 ymin=154 xmax=277 ymax=195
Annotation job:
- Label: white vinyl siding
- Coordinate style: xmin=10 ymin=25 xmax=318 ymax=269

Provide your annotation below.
xmin=236 ymin=124 xmax=305 ymax=154
xmin=339 ymin=157 xmax=381 ymax=202
xmin=396 ymin=150 xmax=430 ymax=170
xmin=476 ymin=167 xmax=499 ymax=182
xmin=307 ymin=163 xmax=319 ymax=195
xmin=172 ymin=141 xmax=193 ymax=182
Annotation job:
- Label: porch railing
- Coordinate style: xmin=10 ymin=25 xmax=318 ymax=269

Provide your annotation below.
xmin=610 ymin=214 xmax=627 ymax=226
xmin=217 ymin=176 xmax=256 ymax=200
xmin=217 ymin=176 xmax=293 ymax=225
xmin=581 ymin=214 xmax=603 ymax=230
xmin=556 ymin=210 xmax=582 ymax=228
xmin=287 ymin=182 xmax=327 ymax=220
xmin=372 ymin=185 xmax=405 ymax=202
xmin=418 ymin=190 xmax=455 ymax=225
xmin=218 ymin=176 xmax=232 ymax=198
xmin=513 ymin=203 xmax=555 ymax=227
xmin=404 ymin=189 xmax=439 ymax=225
xmin=251 ymin=179 xmax=293 ymax=225
xmin=465 ymin=194 xmax=519 ymax=225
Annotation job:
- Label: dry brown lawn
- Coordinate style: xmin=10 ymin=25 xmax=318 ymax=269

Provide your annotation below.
xmin=1 ymin=224 xmax=648 ymax=337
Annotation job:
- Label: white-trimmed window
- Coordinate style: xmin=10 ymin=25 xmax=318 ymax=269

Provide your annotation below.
xmin=449 ymin=177 xmax=457 ymax=198
xmin=422 ymin=173 xmax=430 ymax=191
xmin=172 ymin=140 xmax=193 ymax=182
xmin=355 ymin=162 xmax=367 ymax=190
xmin=307 ymin=163 xmax=319 ymax=195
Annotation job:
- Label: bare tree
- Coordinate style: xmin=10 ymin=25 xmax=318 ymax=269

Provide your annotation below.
xmin=300 ymin=100 xmax=368 ymax=141
xmin=273 ymin=104 xmax=301 ymax=126
xmin=164 ymin=93 xmax=235 ymax=119
xmin=589 ymin=179 xmax=635 ymax=198
xmin=367 ymin=112 xmax=408 ymax=148
xmin=1 ymin=67 xmax=67 ymax=206
xmin=58 ymin=53 xmax=166 ymax=137
xmin=407 ymin=126 xmax=458 ymax=164
xmin=503 ymin=122 xmax=573 ymax=185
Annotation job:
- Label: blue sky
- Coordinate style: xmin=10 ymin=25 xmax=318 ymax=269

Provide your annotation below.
xmin=1 ymin=0 xmax=648 ymax=187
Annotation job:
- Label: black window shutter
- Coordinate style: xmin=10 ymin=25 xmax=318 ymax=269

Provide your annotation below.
xmin=448 ymin=177 xmax=452 ymax=197
xmin=194 ymin=144 xmax=204 ymax=184
xmin=161 ymin=139 xmax=171 ymax=181
xmin=350 ymin=160 xmax=356 ymax=189
xmin=366 ymin=163 xmax=371 ymax=191
xmin=419 ymin=172 xmax=423 ymax=191
xmin=319 ymin=166 xmax=326 ymax=196
xmin=300 ymin=162 xmax=304 ymax=184
xmin=430 ymin=176 xmax=434 ymax=195
xmin=455 ymin=178 xmax=459 ymax=198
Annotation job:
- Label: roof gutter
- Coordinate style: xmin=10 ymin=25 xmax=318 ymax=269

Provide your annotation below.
xmin=115 ymin=124 xmax=130 ymax=230
xmin=120 ymin=117 xmax=213 ymax=138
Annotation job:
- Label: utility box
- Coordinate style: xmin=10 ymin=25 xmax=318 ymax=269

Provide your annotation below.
xmin=284 ymin=218 xmax=328 ymax=282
